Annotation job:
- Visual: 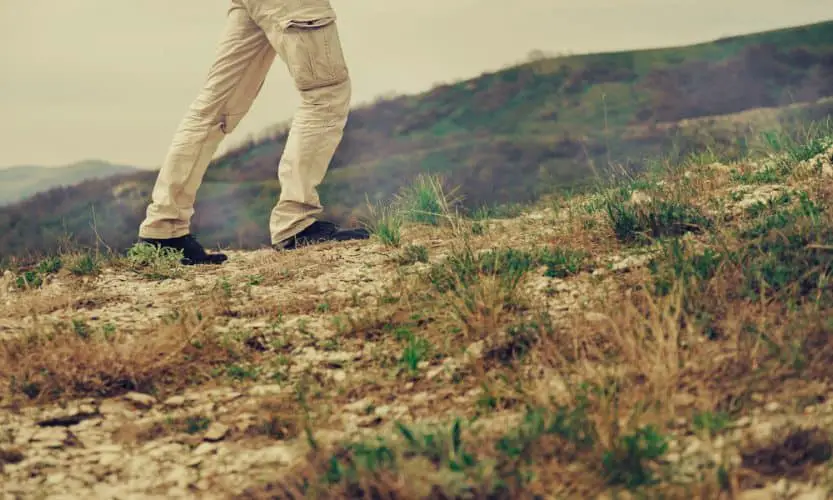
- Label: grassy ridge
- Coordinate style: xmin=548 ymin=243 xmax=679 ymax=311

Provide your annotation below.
xmin=3 ymin=121 xmax=833 ymax=498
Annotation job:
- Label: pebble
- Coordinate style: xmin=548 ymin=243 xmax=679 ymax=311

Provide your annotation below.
xmin=203 ymin=423 xmax=229 ymax=442
xmin=164 ymin=396 xmax=186 ymax=408
xmin=123 ymin=392 xmax=156 ymax=410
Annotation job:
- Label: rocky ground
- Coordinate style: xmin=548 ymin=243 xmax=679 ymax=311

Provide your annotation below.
xmin=3 ymin=144 xmax=833 ymax=499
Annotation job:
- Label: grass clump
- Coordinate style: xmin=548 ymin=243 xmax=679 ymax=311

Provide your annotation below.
xmin=393 ymin=174 xmax=461 ymax=226
xmin=606 ymin=196 xmax=712 ymax=244
xmin=0 ymin=310 xmax=245 ymax=403
xmin=601 ymin=425 xmax=669 ymax=488
xmin=260 ymin=387 xmax=671 ymax=498
xmin=66 ymin=252 xmax=101 ymax=276
xmin=125 ymin=242 xmax=184 ymax=280
xmin=430 ymin=246 xmax=587 ymax=294
xmin=396 ymin=244 xmax=429 ymax=265
xmin=13 ymin=256 xmax=64 ymax=290
xmin=759 ymin=123 xmax=832 ymax=169
xmin=364 ymin=198 xmax=403 ymax=247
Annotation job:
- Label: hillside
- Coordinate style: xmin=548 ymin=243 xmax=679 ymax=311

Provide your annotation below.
xmin=0 ymin=160 xmax=145 ymax=207
xmin=1 ymin=19 xmax=833 ymax=261
xmin=1 ymin=128 xmax=833 ymax=498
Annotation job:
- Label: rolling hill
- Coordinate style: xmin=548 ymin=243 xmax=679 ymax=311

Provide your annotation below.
xmin=0 ymin=160 xmax=145 ymax=207
xmin=2 ymin=19 xmax=833 ymax=262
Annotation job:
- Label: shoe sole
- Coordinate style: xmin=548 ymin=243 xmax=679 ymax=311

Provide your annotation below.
xmin=274 ymin=233 xmax=370 ymax=252
xmin=181 ymin=255 xmax=228 ymax=266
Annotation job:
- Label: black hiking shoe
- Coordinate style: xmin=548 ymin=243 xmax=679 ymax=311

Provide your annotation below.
xmin=274 ymin=220 xmax=370 ymax=251
xmin=138 ymin=234 xmax=228 ymax=265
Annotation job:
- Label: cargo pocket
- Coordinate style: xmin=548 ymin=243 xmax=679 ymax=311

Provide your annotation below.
xmin=280 ymin=18 xmax=349 ymax=92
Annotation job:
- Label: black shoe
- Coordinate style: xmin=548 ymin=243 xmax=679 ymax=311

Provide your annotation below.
xmin=275 ymin=220 xmax=370 ymax=251
xmin=138 ymin=234 xmax=228 ymax=265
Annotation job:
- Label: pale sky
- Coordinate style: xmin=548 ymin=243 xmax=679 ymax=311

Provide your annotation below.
xmin=1 ymin=1 xmax=831 ymax=169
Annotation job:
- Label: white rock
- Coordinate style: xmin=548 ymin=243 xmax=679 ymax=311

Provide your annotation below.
xmin=203 ymin=423 xmax=229 ymax=442
xmin=249 ymin=384 xmax=283 ymax=397
xmin=164 ymin=396 xmax=186 ymax=408
xmin=123 ymin=392 xmax=157 ymax=409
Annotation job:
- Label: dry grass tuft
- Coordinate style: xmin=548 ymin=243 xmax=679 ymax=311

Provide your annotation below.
xmin=0 ymin=310 xmax=246 ymax=403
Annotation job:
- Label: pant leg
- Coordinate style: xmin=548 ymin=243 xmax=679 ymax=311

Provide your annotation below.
xmin=138 ymin=3 xmax=276 ymax=239
xmin=243 ymin=1 xmax=352 ymax=245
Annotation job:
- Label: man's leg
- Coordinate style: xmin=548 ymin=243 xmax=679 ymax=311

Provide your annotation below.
xmin=247 ymin=4 xmax=368 ymax=249
xmin=138 ymin=2 xmax=276 ymax=263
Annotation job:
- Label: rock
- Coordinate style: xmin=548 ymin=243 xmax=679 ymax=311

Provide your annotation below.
xmin=123 ymin=392 xmax=157 ymax=409
xmin=374 ymin=405 xmax=392 ymax=418
xmin=203 ymin=423 xmax=229 ymax=442
xmin=31 ymin=427 xmax=69 ymax=447
xmin=249 ymin=385 xmax=283 ymax=397
xmin=13 ymin=427 xmax=37 ymax=445
xmin=772 ymin=478 xmax=789 ymax=496
xmin=737 ymin=488 xmax=775 ymax=500
xmin=673 ymin=393 xmax=696 ymax=407
xmin=192 ymin=443 xmax=217 ymax=456
xmin=78 ymin=404 xmax=97 ymax=414
xmin=683 ymin=440 xmax=702 ymax=456
xmin=344 ymin=398 xmax=373 ymax=414
xmin=749 ymin=422 xmax=775 ymax=443
xmin=164 ymin=465 xmax=192 ymax=488
xmin=164 ymin=396 xmax=186 ymax=408
xmin=464 ymin=341 xmax=485 ymax=362
xmin=764 ymin=401 xmax=780 ymax=413
xmin=584 ymin=312 xmax=608 ymax=323
xmin=98 ymin=399 xmax=134 ymax=417
xmin=37 ymin=406 xmax=99 ymax=427
xmin=256 ymin=445 xmax=296 ymax=465
xmin=793 ymin=486 xmax=829 ymax=500
xmin=98 ymin=453 xmax=122 ymax=467
xmin=734 ymin=416 xmax=752 ymax=428
xmin=45 ymin=472 xmax=67 ymax=485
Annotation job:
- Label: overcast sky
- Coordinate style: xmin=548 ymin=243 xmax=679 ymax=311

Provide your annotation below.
xmin=1 ymin=1 xmax=831 ymax=169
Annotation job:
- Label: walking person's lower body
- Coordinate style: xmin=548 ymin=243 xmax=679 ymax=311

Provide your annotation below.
xmin=137 ymin=0 xmax=368 ymax=265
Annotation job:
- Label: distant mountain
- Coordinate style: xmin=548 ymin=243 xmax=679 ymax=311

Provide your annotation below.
xmin=0 ymin=160 xmax=146 ymax=206
xmin=1 ymin=20 xmax=833 ymax=261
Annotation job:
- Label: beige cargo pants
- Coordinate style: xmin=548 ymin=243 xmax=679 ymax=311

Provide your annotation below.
xmin=138 ymin=0 xmax=351 ymax=246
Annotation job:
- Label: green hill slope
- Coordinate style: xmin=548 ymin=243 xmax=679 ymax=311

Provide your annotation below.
xmin=2 ymin=19 xmax=832 ymax=261
xmin=0 ymin=160 xmax=144 ymax=206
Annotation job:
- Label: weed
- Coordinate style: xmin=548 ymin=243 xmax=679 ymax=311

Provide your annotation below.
xmin=184 ymin=416 xmax=212 ymax=434
xmin=36 ymin=257 xmax=62 ymax=275
xmin=606 ymin=198 xmax=712 ymax=243
xmin=394 ymin=174 xmax=462 ymax=226
xmin=601 ymin=425 xmax=669 ymax=488
xmin=399 ymin=335 xmax=431 ymax=374
xmin=692 ymin=411 xmax=731 ymax=437
xmin=396 ymin=244 xmax=429 ymax=265
xmin=15 ymin=271 xmax=42 ymax=290
xmin=126 ymin=243 xmax=183 ymax=280
xmin=539 ymin=247 xmax=588 ymax=278
xmin=68 ymin=253 xmax=100 ymax=276
xmin=223 ymin=363 xmax=261 ymax=381
xmin=364 ymin=199 xmax=403 ymax=247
